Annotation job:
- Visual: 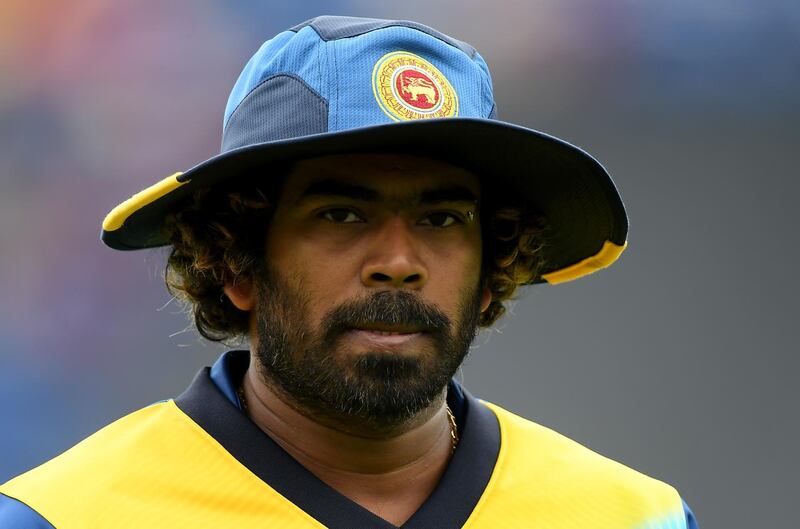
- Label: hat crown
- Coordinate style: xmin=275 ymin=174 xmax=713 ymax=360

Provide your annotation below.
xmin=221 ymin=16 xmax=496 ymax=153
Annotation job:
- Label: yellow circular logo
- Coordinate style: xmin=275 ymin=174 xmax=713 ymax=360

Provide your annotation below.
xmin=372 ymin=51 xmax=459 ymax=121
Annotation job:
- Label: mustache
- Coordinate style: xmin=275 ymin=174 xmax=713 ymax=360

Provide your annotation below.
xmin=321 ymin=290 xmax=451 ymax=336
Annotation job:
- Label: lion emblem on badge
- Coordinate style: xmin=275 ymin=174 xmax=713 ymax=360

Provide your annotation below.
xmin=372 ymin=51 xmax=458 ymax=121
xmin=400 ymin=74 xmax=438 ymax=106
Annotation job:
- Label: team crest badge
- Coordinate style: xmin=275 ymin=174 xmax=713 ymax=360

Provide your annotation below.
xmin=372 ymin=51 xmax=459 ymax=121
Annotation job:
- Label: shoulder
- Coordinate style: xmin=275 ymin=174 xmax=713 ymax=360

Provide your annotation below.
xmin=2 ymin=400 xmax=182 ymax=487
xmin=480 ymin=400 xmax=692 ymax=527
xmin=485 ymin=400 xmax=678 ymax=490
xmin=0 ymin=401 xmax=192 ymax=527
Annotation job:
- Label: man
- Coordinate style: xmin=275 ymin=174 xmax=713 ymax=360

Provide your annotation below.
xmin=0 ymin=15 xmax=697 ymax=529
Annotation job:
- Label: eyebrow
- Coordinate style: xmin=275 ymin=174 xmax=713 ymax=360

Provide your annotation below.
xmin=298 ymin=180 xmax=380 ymax=203
xmin=419 ymin=186 xmax=478 ymax=205
xmin=296 ymin=179 xmax=478 ymax=206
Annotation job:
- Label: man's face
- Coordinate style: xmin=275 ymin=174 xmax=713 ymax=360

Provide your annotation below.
xmin=235 ymin=154 xmax=490 ymax=426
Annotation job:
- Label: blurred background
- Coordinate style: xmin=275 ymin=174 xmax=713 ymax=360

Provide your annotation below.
xmin=1 ymin=0 xmax=798 ymax=526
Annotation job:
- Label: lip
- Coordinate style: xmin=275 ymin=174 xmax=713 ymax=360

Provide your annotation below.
xmin=352 ymin=322 xmax=426 ymax=334
xmin=348 ymin=329 xmax=425 ymax=347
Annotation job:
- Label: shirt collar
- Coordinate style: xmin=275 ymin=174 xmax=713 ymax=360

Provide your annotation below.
xmin=179 ymin=349 xmax=500 ymax=529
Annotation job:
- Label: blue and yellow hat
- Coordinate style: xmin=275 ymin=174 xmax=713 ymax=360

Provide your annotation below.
xmin=101 ymin=16 xmax=628 ymax=285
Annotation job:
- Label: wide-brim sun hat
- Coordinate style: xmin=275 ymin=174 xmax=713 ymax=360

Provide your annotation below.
xmin=101 ymin=15 xmax=628 ymax=285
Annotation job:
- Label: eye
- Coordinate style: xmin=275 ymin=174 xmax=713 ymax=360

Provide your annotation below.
xmin=320 ymin=208 xmax=364 ymax=223
xmin=419 ymin=212 xmax=462 ymax=228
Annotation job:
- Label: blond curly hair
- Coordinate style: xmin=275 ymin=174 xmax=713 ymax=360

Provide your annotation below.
xmin=163 ymin=177 xmax=547 ymax=341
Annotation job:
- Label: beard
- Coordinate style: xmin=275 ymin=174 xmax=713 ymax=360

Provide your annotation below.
xmin=251 ymin=264 xmax=483 ymax=427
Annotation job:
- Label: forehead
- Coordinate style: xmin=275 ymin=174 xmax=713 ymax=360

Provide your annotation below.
xmin=279 ymin=153 xmax=481 ymax=204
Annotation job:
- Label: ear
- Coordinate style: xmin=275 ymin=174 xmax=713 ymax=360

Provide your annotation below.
xmin=223 ymin=280 xmax=256 ymax=311
xmin=479 ymin=287 xmax=492 ymax=313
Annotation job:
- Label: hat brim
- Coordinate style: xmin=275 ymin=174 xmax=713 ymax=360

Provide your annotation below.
xmin=101 ymin=118 xmax=627 ymax=284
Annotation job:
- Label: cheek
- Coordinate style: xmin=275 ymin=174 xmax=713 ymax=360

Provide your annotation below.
xmin=435 ymin=231 xmax=482 ymax=276
xmin=425 ymin=244 xmax=483 ymax=305
xmin=265 ymin=229 xmax=361 ymax=323
xmin=266 ymin=214 xmax=360 ymax=275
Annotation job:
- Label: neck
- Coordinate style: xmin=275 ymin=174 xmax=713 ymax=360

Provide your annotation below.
xmin=239 ymin=355 xmax=456 ymax=526
xmin=240 ymin=364 xmax=453 ymax=474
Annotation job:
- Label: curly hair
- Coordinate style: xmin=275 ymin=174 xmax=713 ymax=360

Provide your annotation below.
xmin=163 ymin=174 xmax=548 ymax=342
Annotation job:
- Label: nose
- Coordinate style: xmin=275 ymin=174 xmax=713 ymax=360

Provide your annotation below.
xmin=361 ymin=217 xmax=428 ymax=290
